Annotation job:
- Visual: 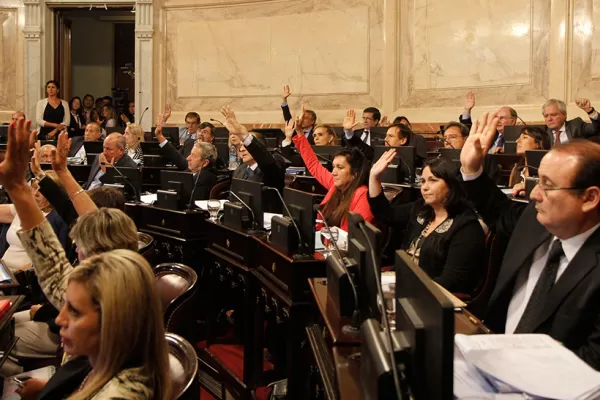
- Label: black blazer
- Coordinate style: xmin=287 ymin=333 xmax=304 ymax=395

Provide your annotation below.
xmin=368 ymin=193 xmax=485 ymax=294
xmin=281 ymin=103 xmax=315 ymax=145
xmin=407 ymin=132 xmax=428 ymax=162
xmin=160 ymin=141 xmax=188 ymax=171
xmin=548 ymin=117 xmax=600 ymax=145
xmin=40 ymin=356 xmax=91 ymax=399
xmin=68 ymin=136 xmax=85 ymax=158
xmin=463 ymin=173 xmax=600 ymax=370
xmin=232 ymin=137 xmax=287 ymax=193
xmin=83 ymin=153 xmax=138 ymax=190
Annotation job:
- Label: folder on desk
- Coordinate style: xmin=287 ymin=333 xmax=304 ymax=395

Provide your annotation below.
xmin=454 ymin=334 xmax=600 ymax=400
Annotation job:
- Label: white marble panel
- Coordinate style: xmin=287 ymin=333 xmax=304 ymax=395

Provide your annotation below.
xmin=0 ymin=10 xmax=18 ymax=110
xmin=571 ymin=0 xmax=600 ymax=100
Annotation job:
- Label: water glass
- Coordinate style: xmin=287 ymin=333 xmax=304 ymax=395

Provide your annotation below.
xmin=207 ymin=199 xmax=222 ymax=221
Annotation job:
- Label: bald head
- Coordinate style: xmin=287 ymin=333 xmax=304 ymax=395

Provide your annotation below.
xmin=102 ymin=133 xmax=126 ymax=163
xmin=39 ymin=144 xmax=56 ymax=163
xmin=496 ymin=106 xmax=518 ymax=133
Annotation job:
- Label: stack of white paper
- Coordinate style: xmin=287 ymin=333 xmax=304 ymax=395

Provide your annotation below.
xmin=454 ymin=334 xmax=600 ymax=400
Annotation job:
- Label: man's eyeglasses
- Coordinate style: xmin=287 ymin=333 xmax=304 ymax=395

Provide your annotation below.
xmin=535 ymin=181 xmax=583 ymax=196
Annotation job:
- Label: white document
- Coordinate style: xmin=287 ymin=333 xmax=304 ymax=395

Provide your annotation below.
xmin=194 ymin=199 xmax=228 ymax=210
xmin=140 ymin=193 xmax=157 ymax=204
xmin=263 ymin=212 xmax=282 ymax=230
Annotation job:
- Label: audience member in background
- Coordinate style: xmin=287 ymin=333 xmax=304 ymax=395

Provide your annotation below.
xmin=120 ymin=100 xmax=135 ymax=125
xmin=102 ymin=95 xmax=113 ymax=107
xmin=124 ymin=123 xmax=144 ymax=164
xmin=82 ymin=94 xmax=94 ymax=124
xmin=460 ymin=112 xmax=600 ymax=371
xmin=443 ymin=121 xmax=501 ymax=183
xmin=11 ymin=111 xmax=26 ymax=123
xmin=285 ymin=117 xmax=374 ymax=230
xmin=222 ymin=106 xmax=287 ymax=192
xmin=393 ymin=115 xmax=413 ymax=129
xmin=68 ymin=97 xmax=85 ymax=134
xmin=83 ymin=133 xmax=137 ymax=190
xmin=0 ymin=170 xmax=69 ymax=272
xmin=281 ymin=85 xmax=317 ymax=143
xmin=543 ymin=98 xmax=600 ymax=146
xmin=36 ymin=80 xmax=70 ymax=140
xmin=102 ymin=105 xmax=117 ymax=129
xmin=369 ymin=151 xmax=485 ymax=293
xmin=69 ymin=121 xmax=103 ymax=158
xmin=460 ymin=91 xmax=517 ymax=154
xmin=162 ymin=103 xmax=200 ymax=146
xmin=343 ymin=107 xmax=381 ymax=146
xmin=509 ymin=127 xmax=551 ymax=187
xmin=94 ymin=97 xmax=104 ymax=115
xmin=155 ymin=115 xmax=218 ymax=199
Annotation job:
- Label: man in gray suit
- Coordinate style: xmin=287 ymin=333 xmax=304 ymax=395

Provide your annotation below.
xmin=543 ymin=98 xmax=600 ymax=146
xmin=83 ymin=133 xmax=138 ymax=189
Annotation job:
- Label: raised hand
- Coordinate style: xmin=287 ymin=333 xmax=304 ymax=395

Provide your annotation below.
xmin=380 ymin=115 xmax=390 ymax=127
xmin=282 ymin=85 xmax=292 ymax=102
xmin=343 ymin=109 xmax=359 ymax=131
xmin=460 ymin=112 xmax=499 ymax=174
xmin=464 ymin=91 xmax=476 ymax=114
xmin=576 ymin=98 xmax=593 ymax=113
xmin=51 ymin=131 xmax=71 ymax=173
xmin=295 ymin=114 xmax=304 ymax=136
xmin=370 ymin=148 xmax=397 ymax=179
xmin=154 ymin=113 xmax=167 ymax=143
xmin=284 ymin=119 xmax=296 ymax=140
xmin=220 ymin=105 xmax=248 ymax=137
xmin=30 ymin=141 xmax=43 ymax=178
xmin=120 ymin=113 xmax=130 ymax=123
xmin=163 ymin=104 xmax=172 ymax=121
xmin=0 ymin=119 xmax=36 ymax=190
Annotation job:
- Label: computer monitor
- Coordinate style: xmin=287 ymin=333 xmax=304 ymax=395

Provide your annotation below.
xmin=373 ymin=146 xmax=416 ymax=184
xmin=230 ymin=178 xmax=264 ymax=228
xmin=282 ymin=187 xmax=324 ymax=254
xmin=503 ymin=125 xmax=547 ymax=142
xmin=84 ymin=141 xmax=104 ymax=165
xmin=311 ymin=145 xmax=341 ymax=161
xmin=438 ymin=147 xmax=461 ymax=161
xmin=214 ymin=142 xmax=230 ymax=168
xmin=68 ymin=127 xmax=84 ymax=138
xmin=158 ymin=170 xmax=199 ymax=210
xmin=102 ymin=166 xmax=142 ymax=202
xmin=504 ymin=141 xmax=517 ymax=154
xmin=253 ymin=128 xmax=284 ymax=148
xmin=0 ymin=126 xmax=8 ymax=144
xmin=106 ymin=126 xmax=124 ymax=134
xmin=140 ymin=141 xmax=161 ymax=156
xmin=151 ymin=126 xmax=180 ymax=145
xmin=393 ymin=250 xmax=454 ymax=399
xmin=348 ymin=212 xmax=382 ymax=321
xmin=214 ymin=127 xmax=230 ymax=138
xmin=525 ymin=149 xmax=548 ymax=176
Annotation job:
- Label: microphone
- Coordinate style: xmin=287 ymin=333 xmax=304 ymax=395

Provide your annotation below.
xmin=138 ymin=106 xmax=149 ymax=126
xmin=186 ymin=161 xmax=205 ymax=210
xmin=106 ymin=163 xmax=140 ymax=203
xmin=210 ymin=118 xmax=224 ymax=126
xmin=517 ymin=116 xmax=527 ymax=125
xmin=263 ymin=186 xmax=304 ymax=255
xmin=225 ymin=190 xmax=258 ymax=232
xmin=314 ymin=204 xmax=361 ymax=335
xmin=357 ymin=220 xmax=404 ymax=399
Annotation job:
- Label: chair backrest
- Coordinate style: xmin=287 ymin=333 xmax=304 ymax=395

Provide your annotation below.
xmin=466 ymin=232 xmax=503 ymax=318
xmin=138 ymin=232 xmax=155 ymax=263
xmin=166 ymin=333 xmax=199 ymax=400
xmin=209 ymin=177 xmax=231 ymax=199
xmin=154 ymin=263 xmax=198 ymax=340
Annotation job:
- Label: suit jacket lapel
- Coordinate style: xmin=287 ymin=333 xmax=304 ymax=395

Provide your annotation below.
xmin=533 ymin=228 xmax=600 ymax=330
xmin=489 ymin=208 xmax=552 ymax=306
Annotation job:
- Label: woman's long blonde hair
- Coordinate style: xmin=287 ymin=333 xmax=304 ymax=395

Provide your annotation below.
xmin=67 ymin=250 xmax=171 ymax=400
xmin=126 ymin=123 xmax=144 ymax=150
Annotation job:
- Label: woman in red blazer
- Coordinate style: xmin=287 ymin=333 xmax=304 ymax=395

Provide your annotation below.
xmin=285 ymin=119 xmax=374 ymax=231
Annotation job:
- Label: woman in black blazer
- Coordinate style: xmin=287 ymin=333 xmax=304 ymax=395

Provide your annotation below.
xmin=368 ymin=151 xmax=486 ymax=293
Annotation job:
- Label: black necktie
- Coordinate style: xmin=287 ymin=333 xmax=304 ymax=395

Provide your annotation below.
xmin=514 ymin=239 xmax=564 ymax=333
xmin=242 ymin=166 xmax=251 ymax=180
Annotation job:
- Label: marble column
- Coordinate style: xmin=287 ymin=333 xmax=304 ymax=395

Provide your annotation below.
xmin=135 ymin=0 xmax=153 ymax=132
xmin=23 ymin=0 xmax=44 ymax=123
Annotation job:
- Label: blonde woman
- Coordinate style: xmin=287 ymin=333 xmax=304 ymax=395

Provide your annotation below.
xmin=124 ymin=123 xmax=144 ymax=163
xmin=2 ymin=119 xmax=170 ymax=400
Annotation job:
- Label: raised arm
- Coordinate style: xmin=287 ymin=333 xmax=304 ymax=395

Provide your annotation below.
xmin=1 ymin=119 xmax=72 ymax=309
xmin=281 ymin=85 xmax=292 ymax=122
xmin=155 ymin=114 xmax=188 ymax=170
xmin=575 ymin=98 xmax=600 ymax=137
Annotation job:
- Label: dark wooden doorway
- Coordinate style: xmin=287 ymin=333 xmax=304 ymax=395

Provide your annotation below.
xmin=113 ymin=23 xmax=135 ymax=104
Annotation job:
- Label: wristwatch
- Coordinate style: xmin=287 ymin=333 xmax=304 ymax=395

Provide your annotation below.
xmin=35 ymin=172 xmax=47 ymax=182
xmin=587 ymin=107 xmax=596 ymax=115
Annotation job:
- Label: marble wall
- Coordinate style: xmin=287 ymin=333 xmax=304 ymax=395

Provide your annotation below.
xmin=0 ymin=2 xmax=24 ymax=121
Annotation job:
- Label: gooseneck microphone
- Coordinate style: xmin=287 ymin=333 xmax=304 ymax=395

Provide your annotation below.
xmin=138 ymin=106 xmax=149 ymax=126
xmin=263 ymin=186 xmax=304 ymax=254
xmin=210 ymin=118 xmax=224 ymax=126
xmin=225 ymin=190 xmax=257 ymax=232
xmin=186 ymin=161 xmax=205 ymax=210
xmin=517 ymin=116 xmax=528 ymax=125
xmin=314 ymin=204 xmax=361 ymax=335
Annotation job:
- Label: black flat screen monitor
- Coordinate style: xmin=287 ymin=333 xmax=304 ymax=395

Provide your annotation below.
xmin=106 ymin=126 xmax=125 ymax=134
xmin=140 ymin=141 xmax=161 ymax=156
xmin=151 ymin=126 xmax=180 ymax=145
xmin=253 ymin=128 xmax=284 ymax=148
xmin=282 ymin=188 xmax=324 ymax=254
xmin=394 ymin=250 xmax=454 ymax=400
xmin=348 ymin=212 xmax=382 ymax=321
xmin=214 ymin=127 xmax=230 ymax=138
xmin=84 ymin=141 xmax=104 ymax=165
xmin=525 ymin=149 xmax=548 ymax=176
xmin=230 ymin=178 xmax=264 ymax=228
xmin=214 ymin=143 xmax=230 ymax=167
xmin=504 ymin=141 xmax=517 ymax=154
xmin=160 ymin=170 xmax=200 ymax=209
xmin=102 ymin=166 xmax=142 ymax=202
xmin=503 ymin=125 xmax=547 ymax=142
xmin=373 ymin=146 xmax=416 ymax=184
xmin=438 ymin=147 xmax=461 ymax=161
xmin=311 ymin=145 xmax=341 ymax=161
xmin=0 ymin=125 xmax=8 ymax=143
xmin=68 ymin=127 xmax=84 ymax=138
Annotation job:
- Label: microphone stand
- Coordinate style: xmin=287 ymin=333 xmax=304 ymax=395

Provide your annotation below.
xmin=138 ymin=106 xmax=149 ymax=126
xmin=210 ymin=118 xmax=224 ymax=126
xmin=314 ymin=205 xmax=361 ymax=336
xmin=186 ymin=161 xmax=205 ymax=210
xmin=226 ymin=190 xmax=259 ymax=233
xmin=263 ymin=186 xmax=306 ymax=257
xmin=107 ymin=163 xmax=140 ymax=203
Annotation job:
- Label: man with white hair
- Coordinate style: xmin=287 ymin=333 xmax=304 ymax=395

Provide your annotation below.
xmin=542 ymin=98 xmax=600 ymax=146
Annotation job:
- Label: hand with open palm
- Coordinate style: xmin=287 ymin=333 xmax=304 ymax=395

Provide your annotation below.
xmin=460 ymin=112 xmax=499 ymax=175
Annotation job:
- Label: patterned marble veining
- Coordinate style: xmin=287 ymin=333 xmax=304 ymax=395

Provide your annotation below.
xmin=0 ymin=9 xmax=19 ymax=111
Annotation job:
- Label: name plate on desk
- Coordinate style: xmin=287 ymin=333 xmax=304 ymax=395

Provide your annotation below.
xmin=223 ymin=202 xmax=252 ymax=232
xmin=138 ymin=204 xmax=208 ymax=239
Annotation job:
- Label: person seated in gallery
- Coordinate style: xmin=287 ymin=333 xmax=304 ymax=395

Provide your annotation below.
xmin=155 ymin=114 xmax=218 ymax=200
xmin=284 ymin=116 xmax=374 ymax=231
xmin=221 ymin=106 xmax=288 ymax=193
xmin=368 ymin=150 xmax=486 ymax=293
xmin=508 ymin=126 xmax=551 ymax=188
xmin=393 ymin=115 xmax=412 ymax=129
xmin=443 ymin=121 xmax=501 ymax=183
xmin=280 ymin=84 xmax=317 ymax=143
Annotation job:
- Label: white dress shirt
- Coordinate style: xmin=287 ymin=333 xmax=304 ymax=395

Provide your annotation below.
xmin=344 ymin=129 xmax=371 ymax=146
xmin=554 ymin=125 xmax=567 ymax=145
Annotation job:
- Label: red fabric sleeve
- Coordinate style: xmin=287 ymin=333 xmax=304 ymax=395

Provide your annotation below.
xmin=292 ymin=134 xmax=334 ymax=190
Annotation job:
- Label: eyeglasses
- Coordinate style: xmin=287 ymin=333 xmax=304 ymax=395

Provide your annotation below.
xmin=535 ymin=181 xmax=583 ymax=196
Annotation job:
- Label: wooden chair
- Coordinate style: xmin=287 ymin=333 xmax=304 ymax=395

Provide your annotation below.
xmin=166 ymin=333 xmax=200 ymax=399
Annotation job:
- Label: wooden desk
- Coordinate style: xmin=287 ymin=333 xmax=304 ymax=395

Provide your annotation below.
xmin=0 ymin=295 xmax=25 ymax=370
xmin=307 ymin=278 xmax=488 ymax=399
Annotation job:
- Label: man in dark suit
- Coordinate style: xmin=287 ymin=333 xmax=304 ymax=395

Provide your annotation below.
xmin=197 ymin=122 xmax=226 ymax=169
xmin=68 ymin=122 xmax=103 ymax=158
xmin=281 ymin=85 xmax=316 ymax=144
xmin=542 ymin=98 xmax=600 ymax=146
xmin=460 ymin=112 xmax=600 ymax=370
xmin=155 ymin=124 xmax=218 ymax=200
xmin=342 ymin=107 xmax=382 ymax=147
xmin=83 ymin=133 xmax=138 ymax=190
xmin=459 ymin=91 xmax=517 ymax=154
